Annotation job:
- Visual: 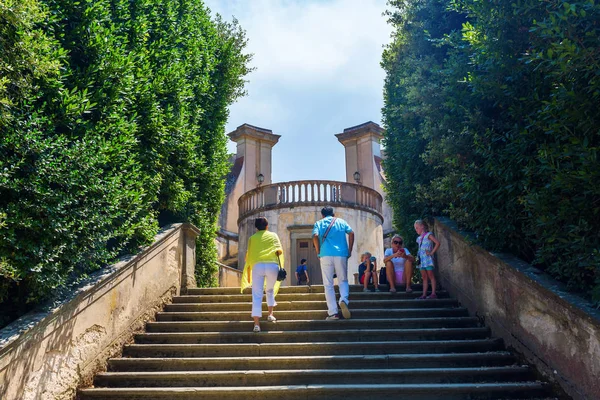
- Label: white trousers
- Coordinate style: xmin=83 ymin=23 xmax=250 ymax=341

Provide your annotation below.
xmin=319 ymin=256 xmax=349 ymax=316
xmin=251 ymin=262 xmax=279 ymax=317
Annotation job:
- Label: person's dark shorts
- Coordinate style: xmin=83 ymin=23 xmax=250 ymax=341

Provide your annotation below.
xmin=297 ymin=273 xmax=308 ymax=285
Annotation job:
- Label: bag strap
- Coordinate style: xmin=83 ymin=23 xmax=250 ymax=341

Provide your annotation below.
xmin=417 ymin=232 xmax=429 ymax=252
xmin=277 ymin=254 xmax=283 ymax=270
xmin=321 ymin=217 xmax=337 ymax=243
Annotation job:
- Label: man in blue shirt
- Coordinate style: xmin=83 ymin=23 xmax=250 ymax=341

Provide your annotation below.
xmin=312 ymin=206 xmax=354 ymax=320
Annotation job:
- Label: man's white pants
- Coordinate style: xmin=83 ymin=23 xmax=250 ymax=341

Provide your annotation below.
xmin=319 ymin=256 xmax=349 ymax=316
xmin=251 ymin=262 xmax=279 ymax=317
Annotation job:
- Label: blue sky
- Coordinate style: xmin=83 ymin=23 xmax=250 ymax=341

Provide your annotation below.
xmin=203 ymin=0 xmax=393 ymax=183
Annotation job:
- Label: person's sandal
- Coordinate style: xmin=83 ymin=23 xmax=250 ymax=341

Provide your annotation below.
xmin=426 ymin=293 xmax=438 ymax=299
xmin=389 ymin=288 xmax=397 ymax=293
xmin=253 ymin=325 xmax=261 ymax=332
xmin=405 ymin=288 xmax=413 ymax=293
xmin=417 ymin=295 xmax=427 ymax=300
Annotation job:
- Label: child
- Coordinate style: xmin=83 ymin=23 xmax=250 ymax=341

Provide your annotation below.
xmin=414 ymin=219 xmax=440 ymax=299
xmin=358 ymin=252 xmax=380 ymax=292
xmin=295 ymin=258 xmax=310 ymax=285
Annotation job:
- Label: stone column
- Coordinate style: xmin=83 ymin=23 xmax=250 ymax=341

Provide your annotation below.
xmin=336 ymin=121 xmax=393 ymax=235
xmin=227 ymin=124 xmax=281 ymax=269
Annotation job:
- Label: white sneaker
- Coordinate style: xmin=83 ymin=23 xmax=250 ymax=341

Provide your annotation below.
xmin=253 ymin=325 xmax=261 ymax=333
xmin=339 ymin=300 xmax=351 ymax=319
xmin=267 ymin=315 xmax=277 ymax=322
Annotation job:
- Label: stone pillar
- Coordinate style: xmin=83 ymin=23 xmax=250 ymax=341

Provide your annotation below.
xmin=228 ymin=124 xmax=281 ymax=192
xmin=181 ymin=223 xmax=201 ymax=294
xmin=335 ymin=121 xmax=384 ymax=192
xmin=336 ymin=121 xmax=394 ymax=235
xmin=224 ymin=124 xmax=281 ymax=268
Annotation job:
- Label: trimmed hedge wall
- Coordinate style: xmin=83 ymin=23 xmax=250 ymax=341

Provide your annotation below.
xmin=381 ymin=0 xmax=600 ymax=304
xmin=0 ymin=0 xmax=251 ymax=325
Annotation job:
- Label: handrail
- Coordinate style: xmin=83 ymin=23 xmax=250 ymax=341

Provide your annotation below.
xmin=237 ymin=180 xmax=383 ymax=223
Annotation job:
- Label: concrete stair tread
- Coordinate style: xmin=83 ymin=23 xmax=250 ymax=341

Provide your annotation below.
xmin=122 ymin=338 xmax=504 ymax=357
xmin=125 ymin=338 xmax=502 ymax=349
xmin=94 ymin=366 xmax=534 ymax=387
xmin=145 ymin=317 xmax=480 ymax=332
xmin=155 ymin=307 xmax=469 ymax=321
xmin=108 ymin=352 xmax=519 ymax=371
xmin=80 ymin=382 xmax=548 ymax=399
xmin=186 ymin=285 xmax=437 ymax=296
xmin=174 ymin=291 xmax=451 ymax=302
xmin=165 ymin=298 xmax=459 ymax=311
xmin=137 ymin=327 xmax=489 ymax=336
xmin=133 ymin=327 xmax=490 ymax=343
xmin=98 ymin=366 xmax=531 ymax=376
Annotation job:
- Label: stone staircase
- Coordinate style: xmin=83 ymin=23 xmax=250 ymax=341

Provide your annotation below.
xmin=79 ymin=285 xmax=551 ymax=399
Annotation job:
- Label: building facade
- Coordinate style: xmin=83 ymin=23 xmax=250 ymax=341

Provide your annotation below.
xmin=217 ymin=122 xmax=393 ymax=285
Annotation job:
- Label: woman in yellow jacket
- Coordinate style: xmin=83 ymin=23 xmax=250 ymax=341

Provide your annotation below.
xmin=241 ymin=217 xmax=283 ymax=332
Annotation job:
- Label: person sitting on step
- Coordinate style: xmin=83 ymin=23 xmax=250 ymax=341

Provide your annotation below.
xmin=358 ymin=252 xmax=380 ymax=292
xmin=383 ymin=234 xmax=414 ymax=293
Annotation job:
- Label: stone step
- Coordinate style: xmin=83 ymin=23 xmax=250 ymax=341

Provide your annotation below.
xmin=187 ymin=284 xmax=433 ymax=296
xmin=122 ymin=338 xmax=504 ymax=358
xmin=156 ymin=307 xmax=469 ymax=321
xmin=164 ymin=298 xmax=459 ymax=312
xmin=134 ymin=327 xmax=490 ymax=344
xmin=79 ymin=382 xmax=548 ymax=400
xmin=107 ymin=352 xmax=518 ymax=372
xmin=173 ymin=290 xmax=450 ymax=303
xmin=145 ymin=317 xmax=480 ymax=332
xmin=95 ymin=366 xmax=534 ymax=387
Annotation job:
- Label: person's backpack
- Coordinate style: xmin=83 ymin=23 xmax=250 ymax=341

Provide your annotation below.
xmin=379 ymin=266 xmax=388 ymax=285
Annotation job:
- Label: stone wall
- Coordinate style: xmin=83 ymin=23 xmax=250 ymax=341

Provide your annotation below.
xmin=434 ymin=217 xmax=600 ymax=400
xmin=0 ymin=223 xmax=200 ymax=400
xmin=218 ymin=264 xmax=243 ymax=288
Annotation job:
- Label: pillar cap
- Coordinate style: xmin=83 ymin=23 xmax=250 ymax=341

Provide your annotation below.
xmin=228 ymin=123 xmax=281 ymax=145
xmin=335 ymin=121 xmax=384 ymax=144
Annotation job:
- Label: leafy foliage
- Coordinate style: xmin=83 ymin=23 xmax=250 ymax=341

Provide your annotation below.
xmin=0 ymin=0 xmax=251 ymax=325
xmin=382 ymin=0 xmax=600 ymax=303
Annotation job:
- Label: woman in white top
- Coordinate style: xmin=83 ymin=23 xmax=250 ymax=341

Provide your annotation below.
xmin=383 ymin=234 xmax=415 ymax=293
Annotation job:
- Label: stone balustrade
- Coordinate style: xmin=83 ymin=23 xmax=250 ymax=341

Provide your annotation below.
xmin=238 ymin=180 xmax=383 ymax=223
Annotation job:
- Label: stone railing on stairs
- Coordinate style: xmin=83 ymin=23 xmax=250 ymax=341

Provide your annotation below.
xmin=238 ymin=180 xmax=383 ymax=223
xmin=0 ymin=223 xmax=200 ymax=400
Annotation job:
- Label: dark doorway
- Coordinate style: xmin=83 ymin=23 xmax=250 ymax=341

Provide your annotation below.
xmin=296 ymin=239 xmax=321 ymax=285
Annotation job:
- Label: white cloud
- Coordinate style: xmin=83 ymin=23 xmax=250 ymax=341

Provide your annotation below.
xmin=207 ymin=0 xmax=391 ymax=90
xmin=203 ymin=0 xmax=393 ymax=182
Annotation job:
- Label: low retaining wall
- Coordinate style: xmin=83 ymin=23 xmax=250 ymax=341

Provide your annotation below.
xmin=434 ymin=217 xmax=600 ymax=400
xmin=0 ymin=223 xmax=200 ymax=400
xmin=218 ymin=263 xmax=242 ymax=288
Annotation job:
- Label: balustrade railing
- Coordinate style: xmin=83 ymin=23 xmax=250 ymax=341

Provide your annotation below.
xmin=238 ymin=180 xmax=383 ymax=222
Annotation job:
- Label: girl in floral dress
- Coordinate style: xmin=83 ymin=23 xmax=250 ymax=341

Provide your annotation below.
xmin=414 ymin=220 xmax=440 ymax=299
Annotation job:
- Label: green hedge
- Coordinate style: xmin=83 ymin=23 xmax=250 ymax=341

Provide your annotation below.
xmin=381 ymin=0 xmax=600 ymax=303
xmin=0 ymin=0 xmax=251 ymax=325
